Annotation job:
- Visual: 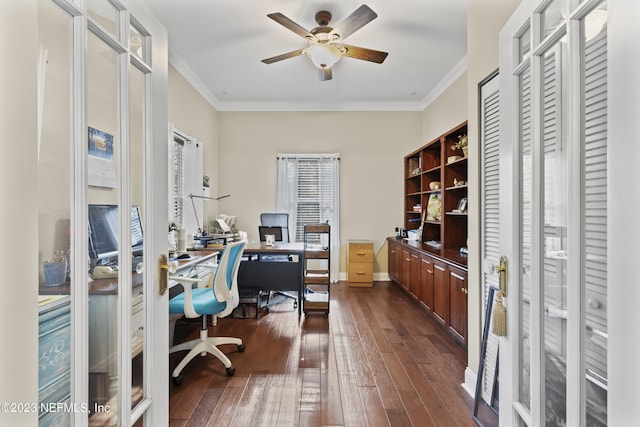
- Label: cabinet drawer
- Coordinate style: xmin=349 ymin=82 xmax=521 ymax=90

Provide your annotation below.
xmin=348 ymin=243 xmax=373 ymax=262
xmin=348 ymin=263 xmax=373 ymax=283
xmin=39 ymin=374 xmax=71 ymax=427
xmin=39 ymin=303 xmax=71 ymax=391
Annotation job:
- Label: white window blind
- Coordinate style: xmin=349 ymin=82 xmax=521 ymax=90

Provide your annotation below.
xmin=168 ymin=126 xmax=203 ymax=236
xmin=169 ymin=136 xmax=184 ymax=228
xmin=277 ymin=154 xmax=340 ymax=281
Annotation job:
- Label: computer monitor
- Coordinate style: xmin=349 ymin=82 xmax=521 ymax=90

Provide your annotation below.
xmin=88 ymin=204 xmax=144 ymax=263
xmin=258 ymin=226 xmax=283 ymax=243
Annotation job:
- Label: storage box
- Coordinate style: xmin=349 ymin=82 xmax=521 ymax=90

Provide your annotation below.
xmin=43 ymin=261 xmax=68 ymax=286
xmin=407 ymin=230 xmax=421 ymax=241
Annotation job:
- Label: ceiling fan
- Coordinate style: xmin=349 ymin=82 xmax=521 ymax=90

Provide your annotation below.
xmin=261 ymin=4 xmax=388 ymax=81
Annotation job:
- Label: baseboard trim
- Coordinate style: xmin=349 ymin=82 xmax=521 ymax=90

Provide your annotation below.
xmin=462 ymin=366 xmax=477 ymax=398
xmin=337 ymin=273 xmax=391 ymax=282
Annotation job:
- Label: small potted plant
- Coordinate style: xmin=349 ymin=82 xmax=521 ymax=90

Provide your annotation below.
xmin=451 ymin=134 xmax=468 ymax=157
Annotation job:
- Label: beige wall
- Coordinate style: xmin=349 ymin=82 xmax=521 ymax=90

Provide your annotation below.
xmin=217 ymin=111 xmax=422 ymax=275
xmin=168 ymin=65 xmax=220 ymax=221
xmin=1 ymin=0 xmax=39 ymax=424
xmin=421 ymin=72 xmax=469 ymax=142
xmin=465 ymin=0 xmax=521 ymax=377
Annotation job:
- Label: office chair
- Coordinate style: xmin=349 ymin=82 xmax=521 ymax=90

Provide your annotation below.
xmin=259 ymin=213 xmax=298 ymax=309
xmin=168 ymin=240 xmax=246 ymax=384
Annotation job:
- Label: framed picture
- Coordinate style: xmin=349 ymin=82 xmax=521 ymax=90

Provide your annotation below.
xmin=457 ymin=197 xmax=468 ymax=212
xmin=426 ymin=194 xmax=442 ymax=221
xmin=88 ymin=127 xmax=116 ymax=188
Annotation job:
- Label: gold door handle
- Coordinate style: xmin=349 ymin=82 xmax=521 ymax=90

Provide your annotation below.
xmin=491 ymin=256 xmax=508 ymax=296
xmin=158 ymin=254 xmax=177 ymax=296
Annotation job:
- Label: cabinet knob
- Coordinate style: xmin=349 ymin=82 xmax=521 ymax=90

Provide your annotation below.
xmin=427 ymin=269 xmax=433 ymax=274
xmin=461 ymin=287 xmax=468 ymax=294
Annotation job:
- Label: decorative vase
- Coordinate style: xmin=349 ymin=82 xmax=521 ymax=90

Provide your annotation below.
xmin=462 ymin=146 xmax=469 ymax=157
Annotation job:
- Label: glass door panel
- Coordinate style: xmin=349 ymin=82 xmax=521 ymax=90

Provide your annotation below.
xmin=518 ymin=65 xmax=533 ymax=412
xmin=87 ymin=29 xmax=120 ymax=426
xmin=130 ymin=62 xmax=146 ymax=412
xmin=87 ymin=0 xmax=119 ymax=38
xmin=541 ymin=42 xmax=569 ymax=426
xmin=37 ymin=0 xmax=72 ymax=425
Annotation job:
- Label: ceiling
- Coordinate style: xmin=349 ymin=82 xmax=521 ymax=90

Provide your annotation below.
xmin=144 ymin=0 xmax=468 ymax=111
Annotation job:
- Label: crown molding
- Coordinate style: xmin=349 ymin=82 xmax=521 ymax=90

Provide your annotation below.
xmin=169 ymin=47 xmax=467 ymax=113
xmin=418 ymin=55 xmax=468 ymax=111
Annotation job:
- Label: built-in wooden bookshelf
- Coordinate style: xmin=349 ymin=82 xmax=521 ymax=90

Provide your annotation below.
xmin=403 ymin=121 xmax=468 ymax=265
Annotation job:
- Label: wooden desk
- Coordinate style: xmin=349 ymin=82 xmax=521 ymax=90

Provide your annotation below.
xmin=238 ymin=242 xmax=305 ymax=317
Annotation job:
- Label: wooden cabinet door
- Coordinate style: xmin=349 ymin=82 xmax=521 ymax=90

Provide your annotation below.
xmin=400 ymin=248 xmax=411 ymax=292
xmin=419 ymin=255 xmax=434 ymax=312
xmin=409 ymin=251 xmax=420 ymax=300
xmin=447 ymin=266 xmax=467 ymax=345
xmin=388 ymin=241 xmax=398 ymax=282
xmin=432 ymin=261 xmax=447 ymax=326
xmin=394 ymin=244 xmax=403 ymax=285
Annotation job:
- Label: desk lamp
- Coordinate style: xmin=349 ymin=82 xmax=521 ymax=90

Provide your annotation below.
xmin=188 ymin=193 xmax=230 ymax=238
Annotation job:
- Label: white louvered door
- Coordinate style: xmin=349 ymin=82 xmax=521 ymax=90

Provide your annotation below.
xmin=480 ymin=71 xmax=501 ymax=405
xmin=499 ymin=1 xmax=609 ymax=426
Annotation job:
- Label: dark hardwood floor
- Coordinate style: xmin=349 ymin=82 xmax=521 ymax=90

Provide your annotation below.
xmin=169 ymin=281 xmax=497 ymax=427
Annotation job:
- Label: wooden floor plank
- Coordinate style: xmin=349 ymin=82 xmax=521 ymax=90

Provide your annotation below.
xmin=168 ymin=281 xmax=496 ymax=427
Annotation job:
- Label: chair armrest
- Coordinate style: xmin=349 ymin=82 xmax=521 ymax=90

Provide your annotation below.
xmin=169 ymin=276 xmax=202 ymax=318
xmin=197 ymin=262 xmax=232 ymax=305
xmin=197 ymin=263 xmax=219 ymax=288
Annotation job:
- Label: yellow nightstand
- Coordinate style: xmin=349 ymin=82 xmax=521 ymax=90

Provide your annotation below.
xmin=347 ymin=240 xmax=374 ymax=287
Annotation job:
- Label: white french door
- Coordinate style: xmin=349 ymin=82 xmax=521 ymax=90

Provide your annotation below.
xmin=38 ymin=0 xmax=169 ymax=425
xmin=499 ymin=0 xmax=610 ymax=425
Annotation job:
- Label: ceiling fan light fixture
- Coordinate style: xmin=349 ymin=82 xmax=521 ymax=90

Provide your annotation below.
xmin=305 ymin=44 xmax=342 ymax=69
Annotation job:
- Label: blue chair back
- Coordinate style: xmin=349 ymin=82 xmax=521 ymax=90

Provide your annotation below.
xmin=212 ymin=240 xmax=246 ymax=316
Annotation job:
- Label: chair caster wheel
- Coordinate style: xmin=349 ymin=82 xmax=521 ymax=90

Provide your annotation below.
xmin=172 ymin=375 xmax=183 ymax=386
xmin=238 ymin=344 xmax=246 ymax=352
xmin=226 ymin=366 xmax=236 ymax=376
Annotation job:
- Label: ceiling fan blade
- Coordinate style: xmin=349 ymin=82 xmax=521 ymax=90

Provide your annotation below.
xmin=267 ymin=13 xmax=315 ymax=39
xmin=319 ymin=68 xmax=333 ymax=81
xmin=338 ymin=44 xmax=388 ymax=63
xmin=329 ymin=4 xmax=377 ymax=40
xmin=261 ymin=49 xmax=305 ymax=64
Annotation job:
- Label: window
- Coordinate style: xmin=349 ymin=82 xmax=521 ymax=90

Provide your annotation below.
xmin=277 ymin=153 xmax=340 ymax=281
xmin=168 ymin=126 xmax=203 ymax=236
